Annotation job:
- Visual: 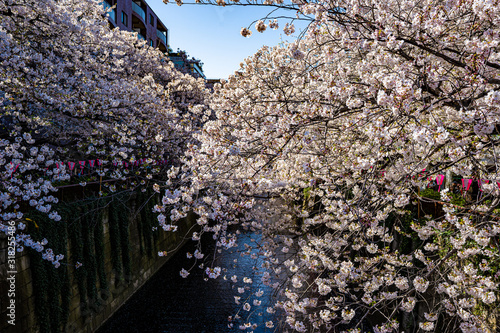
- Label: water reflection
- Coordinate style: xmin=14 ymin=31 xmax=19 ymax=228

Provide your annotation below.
xmin=97 ymin=232 xmax=278 ymax=333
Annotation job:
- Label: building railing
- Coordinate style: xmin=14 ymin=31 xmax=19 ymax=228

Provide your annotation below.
xmin=101 ymin=1 xmax=116 ymax=22
xmin=156 ymin=29 xmax=167 ymax=45
xmin=191 ymin=63 xmax=206 ymax=79
xmin=132 ymin=2 xmax=146 ymax=22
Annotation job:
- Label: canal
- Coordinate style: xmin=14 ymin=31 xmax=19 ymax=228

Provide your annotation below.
xmin=96 ymin=232 xmax=279 ymax=333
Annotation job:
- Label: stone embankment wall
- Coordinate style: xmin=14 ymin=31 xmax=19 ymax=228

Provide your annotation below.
xmin=0 ymin=190 xmax=196 ymax=333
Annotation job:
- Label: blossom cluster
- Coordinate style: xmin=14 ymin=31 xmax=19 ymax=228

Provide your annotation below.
xmin=0 ymin=0 xmax=207 ymax=266
xmin=168 ymin=0 xmax=500 ymax=331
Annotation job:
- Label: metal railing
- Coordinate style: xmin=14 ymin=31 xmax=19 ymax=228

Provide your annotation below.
xmin=132 ymin=2 xmax=146 ymax=21
xmin=156 ymin=30 xmax=167 ymax=45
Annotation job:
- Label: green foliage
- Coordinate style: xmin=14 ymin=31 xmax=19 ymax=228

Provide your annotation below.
xmin=418 ymin=188 xmax=441 ymax=200
xmin=303 ymin=187 xmax=311 ymax=201
xmin=450 ymin=192 xmax=466 ymax=207
xmin=399 ymin=213 xmax=414 ymax=255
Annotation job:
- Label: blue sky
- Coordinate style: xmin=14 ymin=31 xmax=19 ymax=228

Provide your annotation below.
xmin=146 ymin=0 xmax=305 ymax=79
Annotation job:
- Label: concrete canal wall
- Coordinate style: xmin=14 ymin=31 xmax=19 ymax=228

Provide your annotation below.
xmin=0 ymin=191 xmax=196 ymax=333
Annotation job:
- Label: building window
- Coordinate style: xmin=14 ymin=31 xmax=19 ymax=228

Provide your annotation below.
xmin=121 ymin=11 xmax=128 ymax=26
xmin=150 ymin=13 xmax=154 ymax=25
xmin=150 ymin=40 xmax=154 ymax=47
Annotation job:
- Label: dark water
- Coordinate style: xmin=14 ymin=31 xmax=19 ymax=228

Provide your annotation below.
xmin=97 ymin=233 xmax=278 ymax=333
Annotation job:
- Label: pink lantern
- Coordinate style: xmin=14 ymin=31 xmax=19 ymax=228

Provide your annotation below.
xmin=436 ymin=174 xmax=445 ymax=191
xmin=478 ymin=179 xmax=490 ymax=191
xmin=10 ymin=163 xmax=20 ymax=178
xmin=461 ymin=179 xmax=472 ymax=195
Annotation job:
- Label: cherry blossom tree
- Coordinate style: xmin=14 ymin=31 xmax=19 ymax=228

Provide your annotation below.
xmin=2 ymin=0 xmax=500 ymax=331
xmin=162 ymin=0 xmax=500 ymax=331
xmin=0 ymin=0 xmax=207 ymax=262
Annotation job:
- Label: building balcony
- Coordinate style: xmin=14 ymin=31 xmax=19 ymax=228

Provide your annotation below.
xmin=190 ymin=62 xmax=206 ymax=79
xmin=132 ymin=11 xmax=147 ymax=41
xmin=156 ymin=29 xmax=167 ymax=45
xmin=132 ymin=2 xmax=146 ymax=22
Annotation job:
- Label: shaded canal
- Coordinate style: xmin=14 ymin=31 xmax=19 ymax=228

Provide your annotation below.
xmin=97 ymin=233 xmax=278 ymax=333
